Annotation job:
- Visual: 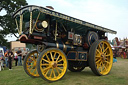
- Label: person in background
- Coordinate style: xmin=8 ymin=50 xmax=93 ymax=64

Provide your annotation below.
xmin=8 ymin=50 xmax=13 ymax=70
xmin=14 ymin=51 xmax=18 ymax=66
xmin=17 ymin=48 xmax=22 ymax=66
xmin=4 ymin=50 xmax=8 ymax=67
xmin=113 ymin=50 xmax=117 ymax=63
xmin=22 ymin=48 xmax=27 ymax=60
xmin=0 ymin=54 xmax=4 ymax=70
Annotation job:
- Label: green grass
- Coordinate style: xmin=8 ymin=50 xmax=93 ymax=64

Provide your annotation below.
xmin=0 ymin=57 xmax=128 ymax=85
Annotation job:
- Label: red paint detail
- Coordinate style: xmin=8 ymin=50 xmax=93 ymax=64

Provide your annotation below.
xmin=70 ymin=34 xmax=73 ymax=38
xmin=83 ymin=43 xmax=88 ymax=49
xmin=34 ymin=36 xmax=42 ymax=40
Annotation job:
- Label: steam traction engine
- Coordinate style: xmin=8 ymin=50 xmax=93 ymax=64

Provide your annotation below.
xmin=13 ymin=5 xmax=117 ymax=82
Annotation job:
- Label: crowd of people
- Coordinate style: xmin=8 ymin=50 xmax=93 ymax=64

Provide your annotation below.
xmin=0 ymin=47 xmax=28 ymax=71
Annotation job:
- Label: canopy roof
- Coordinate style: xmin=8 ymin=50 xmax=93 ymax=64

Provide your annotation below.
xmin=13 ymin=5 xmax=117 ymax=34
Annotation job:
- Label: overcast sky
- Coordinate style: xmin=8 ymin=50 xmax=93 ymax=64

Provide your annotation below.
xmin=1 ymin=0 xmax=128 ymax=41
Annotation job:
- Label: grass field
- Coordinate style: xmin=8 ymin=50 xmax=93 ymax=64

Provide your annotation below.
xmin=0 ymin=57 xmax=128 ymax=85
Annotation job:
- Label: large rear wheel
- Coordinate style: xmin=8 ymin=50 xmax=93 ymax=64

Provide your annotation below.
xmin=23 ymin=50 xmax=39 ymax=78
xmin=89 ymin=40 xmax=113 ymax=76
xmin=37 ymin=48 xmax=68 ymax=82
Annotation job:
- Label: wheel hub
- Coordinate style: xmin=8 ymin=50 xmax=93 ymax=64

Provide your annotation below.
xmin=101 ymin=54 xmax=106 ymax=61
xmin=51 ymin=62 xmax=57 ymax=68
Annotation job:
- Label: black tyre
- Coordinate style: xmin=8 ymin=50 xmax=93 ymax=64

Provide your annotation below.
xmin=89 ymin=40 xmax=113 ymax=76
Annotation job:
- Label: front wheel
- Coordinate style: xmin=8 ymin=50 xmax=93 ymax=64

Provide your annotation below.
xmin=89 ymin=40 xmax=113 ymax=76
xmin=23 ymin=50 xmax=39 ymax=78
xmin=37 ymin=48 xmax=68 ymax=82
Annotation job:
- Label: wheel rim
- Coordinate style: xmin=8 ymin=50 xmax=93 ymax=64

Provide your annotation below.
xmin=39 ymin=49 xmax=67 ymax=81
xmin=95 ymin=41 xmax=113 ymax=75
xmin=25 ymin=51 xmax=39 ymax=77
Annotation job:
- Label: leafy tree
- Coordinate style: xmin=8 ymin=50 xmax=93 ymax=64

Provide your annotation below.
xmin=0 ymin=0 xmax=28 ymax=48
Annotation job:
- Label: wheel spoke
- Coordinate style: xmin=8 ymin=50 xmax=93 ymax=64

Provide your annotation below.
xmin=103 ymin=47 xmax=109 ymax=53
xmin=50 ymin=52 xmax=54 ymax=61
xmin=101 ymin=43 xmax=104 ymax=52
xmin=42 ymin=66 xmax=51 ymax=72
xmin=27 ymin=65 xmax=33 ymax=67
xmin=100 ymin=62 xmax=103 ymax=73
xmin=105 ymin=53 xmax=110 ymax=57
xmin=45 ymin=68 xmax=50 ymax=76
xmin=29 ymin=57 xmax=34 ymax=61
xmin=57 ymin=64 xmax=64 ymax=66
xmin=103 ymin=63 xmax=107 ymax=71
xmin=52 ymin=68 xmax=56 ymax=78
xmin=50 ymin=69 xmax=53 ymax=77
xmin=56 ymin=54 xmax=60 ymax=62
xmin=46 ymin=54 xmax=50 ymax=61
xmin=53 ymin=52 xmax=57 ymax=60
xmin=33 ymin=68 xmax=36 ymax=74
xmin=27 ymin=60 xmax=33 ymax=63
xmin=98 ymin=44 xmax=102 ymax=52
xmin=97 ymin=64 xmax=100 ymax=69
xmin=57 ymin=67 xmax=63 ymax=71
xmin=96 ymin=49 xmax=101 ymax=55
xmin=104 ymin=61 xmax=110 ymax=65
xmin=42 ymin=59 xmax=50 ymax=63
xmin=55 ymin=67 xmax=60 ymax=75
xmin=96 ymin=56 xmax=100 ymax=58
xmin=95 ymin=58 xmax=101 ymax=64
xmin=41 ymin=63 xmax=49 ymax=66
xmin=57 ymin=59 xmax=63 ymax=63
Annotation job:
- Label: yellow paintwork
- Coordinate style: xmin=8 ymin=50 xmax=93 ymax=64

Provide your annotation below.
xmin=95 ymin=41 xmax=113 ymax=75
xmin=26 ymin=51 xmax=39 ymax=77
xmin=39 ymin=49 xmax=67 ymax=81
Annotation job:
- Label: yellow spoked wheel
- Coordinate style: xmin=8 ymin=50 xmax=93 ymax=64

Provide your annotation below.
xmin=23 ymin=50 xmax=39 ymax=77
xmin=89 ymin=40 xmax=113 ymax=76
xmin=37 ymin=48 xmax=68 ymax=82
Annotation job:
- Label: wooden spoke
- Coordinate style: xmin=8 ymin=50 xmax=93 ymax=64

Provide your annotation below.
xmin=98 ymin=44 xmax=102 ymax=52
xmin=53 ymin=52 xmax=56 ymax=60
xmin=101 ymin=43 xmax=104 ymax=52
xmin=105 ymin=54 xmax=110 ymax=57
xmin=29 ymin=57 xmax=34 ymax=61
xmin=104 ymin=61 xmax=110 ymax=65
xmin=57 ymin=59 xmax=63 ymax=63
xmin=45 ymin=68 xmax=50 ymax=76
xmin=57 ymin=64 xmax=64 ymax=66
xmin=50 ymin=69 xmax=53 ymax=78
xmin=46 ymin=54 xmax=50 ymax=61
xmin=52 ymin=69 xmax=56 ymax=78
xmin=95 ymin=58 xmax=101 ymax=64
xmin=41 ymin=63 xmax=49 ymax=66
xmin=55 ymin=67 xmax=60 ymax=75
xmin=103 ymin=47 xmax=109 ymax=53
xmin=42 ymin=59 xmax=50 ymax=63
xmin=96 ymin=49 xmax=101 ymax=55
xmin=27 ymin=60 xmax=33 ymax=63
xmin=57 ymin=67 xmax=63 ymax=71
xmin=33 ymin=68 xmax=36 ymax=74
xmin=56 ymin=54 xmax=61 ymax=62
xmin=50 ymin=52 xmax=54 ymax=61
xmin=43 ymin=66 xmax=51 ymax=72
